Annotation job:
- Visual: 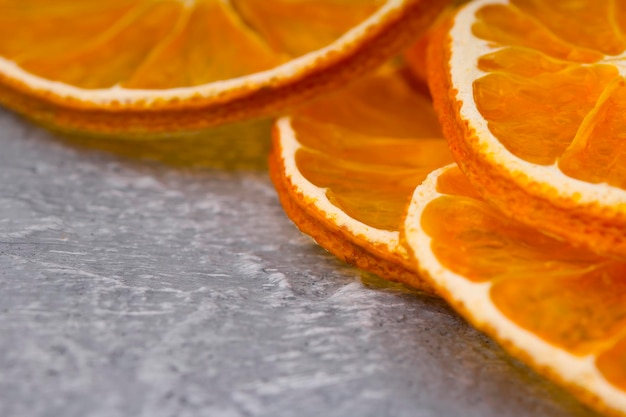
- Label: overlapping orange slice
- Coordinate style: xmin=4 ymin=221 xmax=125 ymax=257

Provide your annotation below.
xmin=269 ymin=63 xmax=453 ymax=291
xmin=403 ymin=164 xmax=626 ymax=417
xmin=0 ymin=0 xmax=448 ymax=136
xmin=427 ymin=0 xmax=626 ymax=258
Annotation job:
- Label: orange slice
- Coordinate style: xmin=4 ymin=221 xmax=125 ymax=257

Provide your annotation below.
xmin=427 ymin=0 xmax=626 ymax=258
xmin=403 ymin=163 xmax=626 ymax=417
xmin=0 ymin=0 xmax=448 ymax=136
xmin=269 ymin=63 xmax=453 ymax=291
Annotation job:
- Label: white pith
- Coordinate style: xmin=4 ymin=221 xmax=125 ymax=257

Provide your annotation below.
xmin=0 ymin=0 xmax=407 ymax=107
xmin=450 ymin=0 xmax=626 ymax=210
xmin=404 ymin=164 xmax=626 ymax=415
xmin=276 ymin=117 xmax=402 ymax=256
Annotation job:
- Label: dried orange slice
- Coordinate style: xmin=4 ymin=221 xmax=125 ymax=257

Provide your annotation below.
xmin=269 ymin=63 xmax=453 ymax=291
xmin=404 ymin=163 xmax=626 ymax=417
xmin=0 ymin=0 xmax=448 ymax=136
xmin=428 ymin=0 xmax=626 ymax=258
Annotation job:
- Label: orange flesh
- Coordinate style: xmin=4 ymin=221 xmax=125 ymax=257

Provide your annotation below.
xmin=0 ymin=2 xmax=137 ymax=61
xmin=492 ymin=264 xmax=626 ymax=356
xmin=472 ymin=4 xmax=603 ymax=63
xmin=423 ymin=180 xmax=599 ymax=284
xmin=123 ymin=2 xmax=283 ymax=89
xmin=0 ymin=0 xmax=381 ymax=89
xmin=477 ymin=48 xmax=574 ymax=78
xmin=422 ymin=166 xmax=626 ymax=388
xmin=616 ymin=1 xmax=626 ymax=38
xmin=473 ymin=65 xmax=618 ymax=165
xmin=292 ymin=67 xmax=453 ymax=231
xmin=471 ymin=2 xmax=626 ymax=185
xmin=296 ymin=71 xmax=443 ymax=139
xmin=560 ymin=78 xmax=626 ymax=189
xmin=296 ymin=146 xmax=436 ymax=231
xmin=231 ymin=0 xmax=383 ymax=57
xmin=19 ymin=2 xmax=186 ymax=89
xmin=510 ymin=0 xmax=626 ymax=56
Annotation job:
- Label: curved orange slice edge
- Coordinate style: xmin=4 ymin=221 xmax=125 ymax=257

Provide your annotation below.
xmin=0 ymin=0 xmax=449 ymax=136
xmin=428 ymin=0 xmax=626 ymax=258
xmin=269 ymin=63 xmax=453 ymax=291
xmin=404 ymin=163 xmax=626 ymax=417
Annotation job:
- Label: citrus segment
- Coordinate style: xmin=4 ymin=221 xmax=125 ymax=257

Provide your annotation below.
xmin=20 ymin=2 xmax=190 ymax=89
xmin=473 ymin=66 xmax=617 ymax=165
xmin=230 ymin=0 xmax=383 ymax=57
xmin=404 ymin=164 xmax=626 ymax=417
xmin=491 ymin=266 xmax=626 ymax=356
xmin=428 ymin=0 xmax=626 ymax=258
xmin=0 ymin=2 xmax=137 ymax=62
xmin=122 ymin=1 xmax=283 ymax=89
xmin=269 ymin=65 xmax=453 ymax=290
xmin=472 ymin=4 xmax=603 ymax=63
xmin=0 ymin=0 xmax=449 ymax=135
xmin=421 ymin=195 xmax=599 ymax=284
xmin=294 ymin=137 xmax=439 ymax=231
xmin=559 ymin=78 xmax=626 ymax=189
xmin=510 ymin=0 xmax=625 ymax=55
xmin=476 ymin=47 xmax=575 ymax=77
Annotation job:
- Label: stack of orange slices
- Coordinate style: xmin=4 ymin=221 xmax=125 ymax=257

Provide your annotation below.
xmin=403 ymin=1 xmax=626 ymax=415
xmin=270 ymin=1 xmax=626 ymax=416
xmin=4 ymin=1 xmax=626 ymax=416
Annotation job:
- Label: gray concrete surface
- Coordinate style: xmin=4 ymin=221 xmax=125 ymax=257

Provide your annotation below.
xmin=0 ymin=109 xmax=599 ymax=417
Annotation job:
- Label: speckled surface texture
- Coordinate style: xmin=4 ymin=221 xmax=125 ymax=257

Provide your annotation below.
xmin=0 ymin=110 xmax=599 ymax=417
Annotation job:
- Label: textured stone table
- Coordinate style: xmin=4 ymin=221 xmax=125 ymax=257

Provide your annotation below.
xmin=0 ymin=109 xmax=598 ymax=417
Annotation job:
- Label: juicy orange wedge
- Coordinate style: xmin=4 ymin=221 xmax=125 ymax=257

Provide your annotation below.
xmin=404 ymin=164 xmax=626 ymax=417
xmin=427 ymin=0 xmax=626 ymax=259
xmin=269 ymin=63 xmax=453 ymax=291
xmin=0 ymin=0 xmax=448 ymax=136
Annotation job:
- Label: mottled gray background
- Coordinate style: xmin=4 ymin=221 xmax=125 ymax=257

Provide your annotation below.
xmin=0 ymin=109 xmax=598 ymax=417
